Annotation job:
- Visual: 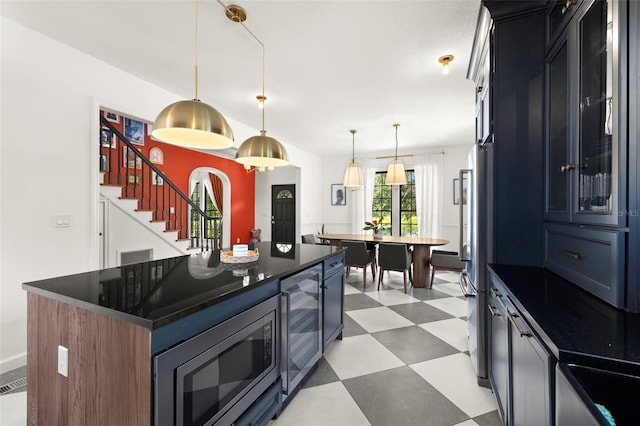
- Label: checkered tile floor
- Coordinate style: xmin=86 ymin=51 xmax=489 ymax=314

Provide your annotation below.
xmin=270 ymin=269 xmax=501 ymax=426
xmin=0 ymin=271 xmax=501 ymax=426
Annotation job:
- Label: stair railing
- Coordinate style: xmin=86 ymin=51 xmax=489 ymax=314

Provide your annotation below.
xmin=99 ymin=116 xmax=221 ymax=251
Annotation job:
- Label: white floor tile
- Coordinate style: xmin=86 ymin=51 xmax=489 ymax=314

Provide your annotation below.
xmin=433 ymin=282 xmax=464 ymax=297
xmin=425 ymin=296 xmax=469 ymax=318
xmin=323 ymin=334 xmax=404 ymax=380
xmin=362 ymin=289 xmax=421 ymax=306
xmin=452 ymin=420 xmax=480 ymax=426
xmin=346 ymin=306 xmax=414 ymax=333
xmin=343 ymin=283 xmax=360 ymax=295
xmin=269 ymin=382 xmax=371 ymax=426
xmin=420 ymin=318 xmax=470 ymax=352
xmin=411 ymin=353 xmax=498 ymax=418
xmin=0 ymin=392 xmax=26 ymax=426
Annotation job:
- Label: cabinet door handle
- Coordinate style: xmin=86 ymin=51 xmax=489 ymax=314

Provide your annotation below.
xmin=507 ymin=311 xmax=532 ymax=337
xmin=562 ymin=0 xmax=576 ymax=14
xmin=559 ymin=249 xmax=583 ymax=260
xmin=560 ymin=163 xmax=576 ymax=172
xmin=488 ymin=304 xmax=501 ymax=317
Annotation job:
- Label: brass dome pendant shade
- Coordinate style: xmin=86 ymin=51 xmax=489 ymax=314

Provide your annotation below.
xmin=385 ymin=124 xmax=407 ymax=186
xmin=225 ymin=3 xmax=288 ymax=170
xmin=343 ymin=129 xmax=364 ymax=190
xmin=152 ymin=0 xmax=234 ymax=149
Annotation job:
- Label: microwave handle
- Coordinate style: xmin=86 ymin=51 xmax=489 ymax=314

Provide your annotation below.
xmin=281 ymin=290 xmax=291 ymax=395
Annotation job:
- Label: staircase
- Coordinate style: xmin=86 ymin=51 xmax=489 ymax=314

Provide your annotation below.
xmin=99 ymin=116 xmax=221 ymax=255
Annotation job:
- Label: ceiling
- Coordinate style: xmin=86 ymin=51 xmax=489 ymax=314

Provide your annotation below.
xmin=1 ymin=0 xmax=481 ymax=159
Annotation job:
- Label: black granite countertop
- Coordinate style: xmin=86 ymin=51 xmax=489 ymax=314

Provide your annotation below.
xmin=22 ymin=242 xmax=344 ymax=330
xmin=489 ymin=264 xmax=640 ymax=375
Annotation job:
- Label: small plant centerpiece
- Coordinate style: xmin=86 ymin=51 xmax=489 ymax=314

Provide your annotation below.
xmin=363 ymin=219 xmax=386 ymax=239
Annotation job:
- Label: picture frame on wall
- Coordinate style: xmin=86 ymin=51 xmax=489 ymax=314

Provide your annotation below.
xmin=99 ymin=154 xmax=109 ymax=171
xmin=124 ymin=117 xmax=145 ymax=146
xmin=331 ymin=184 xmax=346 ymax=206
xmin=100 ymin=127 xmax=115 ymax=149
xmin=104 ymin=111 xmax=120 ymax=123
xmin=151 ymin=170 xmax=164 ymax=186
xmin=128 ymin=174 xmax=140 ymax=184
xmin=123 ymin=149 xmax=142 ymax=169
xmin=149 ymin=147 xmax=164 ymax=164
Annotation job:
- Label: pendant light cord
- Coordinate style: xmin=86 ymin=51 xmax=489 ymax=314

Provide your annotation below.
xmin=394 ymin=124 xmax=400 ymax=160
xmin=351 ymin=131 xmax=356 ymax=162
xmin=194 ymin=0 xmax=199 ymax=100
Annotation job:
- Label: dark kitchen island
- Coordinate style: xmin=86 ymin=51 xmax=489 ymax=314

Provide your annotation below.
xmin=22 ymin=241 xmax=345 ymax=426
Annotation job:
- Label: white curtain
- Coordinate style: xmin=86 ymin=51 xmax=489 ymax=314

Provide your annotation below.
xmin=350 ymin=158 xmax=376 ymax=233
xmin=414 ymin=153 xmax=444 ymax=237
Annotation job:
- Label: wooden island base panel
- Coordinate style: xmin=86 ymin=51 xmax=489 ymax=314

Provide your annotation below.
xmin=319 ymin=234 xmax=449 ymax=288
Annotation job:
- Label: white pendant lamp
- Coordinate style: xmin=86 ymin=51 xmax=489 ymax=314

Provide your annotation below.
xmin=225 ymin=4 xmax=288 ymax=171
xmin=385 ymin=123 xmax=407 ymax=186
xmin=152 ymin=0 xmax=234 ymax=149
xmin=343 ymin=129 xmax=364 ymax=190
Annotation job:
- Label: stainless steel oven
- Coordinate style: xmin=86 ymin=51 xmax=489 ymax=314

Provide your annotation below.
xmin=154 ymin=295 xmax=280 ymax=426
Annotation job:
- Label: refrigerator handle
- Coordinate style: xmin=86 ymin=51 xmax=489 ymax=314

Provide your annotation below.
xmin=459 ymin=271 xmax=475 ymax=298
xmin=459 ymin=169 xmax=471 ymax=261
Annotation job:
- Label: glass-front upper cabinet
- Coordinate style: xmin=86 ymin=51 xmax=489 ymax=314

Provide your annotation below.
xmin=546 ymin=37 xmax=570 ymax=221
xmin=575 ymin=0 xmax=620 ymax=224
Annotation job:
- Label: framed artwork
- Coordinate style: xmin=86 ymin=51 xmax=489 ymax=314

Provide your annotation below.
xmin=104 ymin=110 xmax=120 ymax=123
xmin=100 ymin=127 xmax=115 ymax=149
xmin=124 ymin=117 xmax=145 ymax=146
xmin=99 ymin=154 xmax=109 ymax=171
xmin=453 ymin=178 xmax=468 ymax=205
xmin=151 ymin=170 xmax=164 ymax=186
xmin=331 ymin=184 xmax=346 ymax=206
xmin=149 ymin=147 xmax=164 ymax=164
xmin=128 ymin=174 xmax=140 ymax=184
xmin=123 ymin=150 xmax=142 ymax=169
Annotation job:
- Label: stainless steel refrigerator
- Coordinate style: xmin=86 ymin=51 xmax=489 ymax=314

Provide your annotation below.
xmin=460 ymin=145 xmax=489 ymax=387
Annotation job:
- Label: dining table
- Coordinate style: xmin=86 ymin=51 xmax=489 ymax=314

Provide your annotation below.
xmin=318 ymin=234 xmax=449 ymax=288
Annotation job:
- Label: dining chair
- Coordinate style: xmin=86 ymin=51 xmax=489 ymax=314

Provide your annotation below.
xmin=341 ymin=240 xmax=377 ymax=290
xmin=301 ymin=234 xmax=317 ymax=244
xmin=429 ymin=250 xmax=466 ymax=288
xmin=377 ymin=242 xmax=412 ymax=293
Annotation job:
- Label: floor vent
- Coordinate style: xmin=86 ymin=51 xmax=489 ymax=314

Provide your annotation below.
xmin=120 ymin=248 xmax=153 ymax=266
xmin=0 ymin=377 xmax=27 ymax=395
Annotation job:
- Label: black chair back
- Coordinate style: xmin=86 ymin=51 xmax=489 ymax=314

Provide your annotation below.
xmin=378 ymin=243 xmax=411 ymax=270
xmin=301 ymin=234 xmax=317 ymax=244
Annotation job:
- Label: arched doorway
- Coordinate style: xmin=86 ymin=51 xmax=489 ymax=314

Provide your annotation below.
xmin=189 ymin=168 xmax=232 ymax=249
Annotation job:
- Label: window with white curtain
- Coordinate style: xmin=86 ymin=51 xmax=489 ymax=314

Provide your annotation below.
xmin=372 ymin=170 xmax=417 ymax=236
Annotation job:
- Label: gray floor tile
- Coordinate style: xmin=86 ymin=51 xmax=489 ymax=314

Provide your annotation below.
xmin=389 ymin=301 xmax=455 ymax=324
xmin=303 ymin=357 xmax=340 ymax=389
xmin=342 ymin=366 xmax=469 ymax=426
xmin=473 ymin=409 xmax=504 ymax=426
xmin=345 ymin=293 xmax=384 ymax=311
xmin=342 ymin=313 xmax=369 ymax=338
xmin=372 ymin=325 xmax=460 ymax=365
xmin=406 ymin=287 xmax=453 ymax=301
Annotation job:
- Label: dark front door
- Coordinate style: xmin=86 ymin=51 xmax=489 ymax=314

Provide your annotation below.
xmin=271 ymin=184 xmax=295 ymax=243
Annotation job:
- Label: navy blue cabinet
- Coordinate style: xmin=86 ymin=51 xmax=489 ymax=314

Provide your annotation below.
xmin=322 ymin=254 xmax=345 ymax=352
xmin=543 ymin=0 xmax=635 ymax=310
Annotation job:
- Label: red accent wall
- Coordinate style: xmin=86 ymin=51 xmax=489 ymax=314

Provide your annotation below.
xmin=100 ymin=111 xmax=255 ymax=245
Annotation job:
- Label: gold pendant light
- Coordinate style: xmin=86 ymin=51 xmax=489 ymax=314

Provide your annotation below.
xmin=385 ymin=124 xmax=407 ymax=186
xmin=224 ymin=4 xmax=288 ymax=171
xmin=343 ymin=129 xmax=364 ymax=190
xmin=152 ymin=0 xmax=234 ymax=149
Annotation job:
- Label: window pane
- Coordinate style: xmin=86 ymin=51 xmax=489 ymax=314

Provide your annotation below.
xmin=371 ymin=170 xmax=416 ymax=237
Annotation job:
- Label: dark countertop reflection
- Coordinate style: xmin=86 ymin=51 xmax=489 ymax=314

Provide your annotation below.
xmin=490 ymin=264 xmax=640 ymax=375
xmin=22 ymin=242 xmax=344 ymax=329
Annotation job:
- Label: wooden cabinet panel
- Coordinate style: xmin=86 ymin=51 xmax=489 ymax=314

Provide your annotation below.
xmin=27 ymin=294 xmax=151 ymax=426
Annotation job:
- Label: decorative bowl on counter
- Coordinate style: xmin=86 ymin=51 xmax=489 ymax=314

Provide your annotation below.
xmin=220 ymin=249 xmax=259 ymax=264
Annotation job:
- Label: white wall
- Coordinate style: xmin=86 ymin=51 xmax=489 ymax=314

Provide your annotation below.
xmin=319 ymin=143 xmax=473 ymax=251
xmin=0 ymin=18 xmax=323 ymax=372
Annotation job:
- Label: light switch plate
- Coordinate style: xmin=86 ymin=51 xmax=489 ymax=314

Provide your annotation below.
xmin=58 ymin=345 xmax=68 ymax=377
